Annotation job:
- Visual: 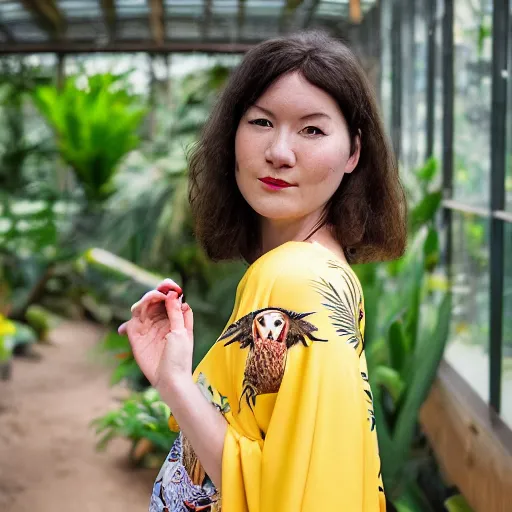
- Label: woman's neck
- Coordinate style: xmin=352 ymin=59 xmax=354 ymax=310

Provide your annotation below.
xmin=259 ymin=215 xmax=348 ymax=264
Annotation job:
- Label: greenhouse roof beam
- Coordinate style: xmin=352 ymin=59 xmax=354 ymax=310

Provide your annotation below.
xmin=279 ymin=0 xmax=305 ymax=35
xmin=237 ymin=0 xmax=246 ymax=40
xmin=0 ymin=40 xmax=256 ymax=55
xmin=202 ymin=0 xmax=212 ymax=41
xmin=0 ymin=22 xmax=14 ymax=42
xmin=349 ymin=0 xmax=362 ymax=24
xmin=19 ymin=0 xmax=65 ymax=39
xmin=100 ymin=0 xmax=118 ymax=43
xmin=302 ymin=0 xmax=320 ymax=28
xmin=149 ymin=0 xmax=165 ymax=46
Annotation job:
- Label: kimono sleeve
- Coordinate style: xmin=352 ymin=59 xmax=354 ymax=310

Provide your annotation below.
xmin=220 ymin=266 xmax=384 ymax=512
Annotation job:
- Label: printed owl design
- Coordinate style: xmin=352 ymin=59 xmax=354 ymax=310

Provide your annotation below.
xmin=219 ymin=307 xmax=326 ymax=411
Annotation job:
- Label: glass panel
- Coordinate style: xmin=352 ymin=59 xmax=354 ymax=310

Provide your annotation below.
xmin=56 ymin=0 xmax=102 ymax=18
xmin=246 ymin=0 xmax=284 ymax=17
xmin=400 ymin=2 xmax=414 ymax=173
xmin=212 ymin=0 xmax=238 ymax=15
xmin=0 ymin=1 xmax=29 ymax=22
xmin=445 ymin=212 xmax=490 ymax=403
xmin=453 ymin=0 xmax=493 ymax=207
xmin=413 ymin=0 xmax=427 ymax=168
xmin=380 ymin=0 xmax=392 ymax=132
xmin=433 ymin=0 xmax=443 ymax=166
xmin=167 ymin=20 xmax=201 ymax=39
xmin=7 ymin=23 xmax=48 ymax=42
xmin=502 ymin=222 xmax=512 ymax=427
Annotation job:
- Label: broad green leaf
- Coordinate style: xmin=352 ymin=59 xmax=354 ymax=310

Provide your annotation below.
xmin=415 ymin=157 xmax=438 ymax=184
xmin=410 ymin=191 xmax=442 ymax=232
xmin=373 ymin=365 xmax=405 ymax=403
xmin=388 ymin=320 xmax=408 ymax=375
xmin=390 ymin=293 xmax=451 ymax=483
xmin=423 ymin=227 xmax=440 ymax=271
xmin=445 ymin=495 xmax=474 ymax=512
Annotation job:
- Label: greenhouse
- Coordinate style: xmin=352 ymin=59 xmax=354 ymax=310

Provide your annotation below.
xmin=0 ymin=1 xmax=510 ymax=511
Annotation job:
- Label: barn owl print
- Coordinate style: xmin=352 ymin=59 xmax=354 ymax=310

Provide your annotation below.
xmin=219 ymin=307 xmax=327 ymax=411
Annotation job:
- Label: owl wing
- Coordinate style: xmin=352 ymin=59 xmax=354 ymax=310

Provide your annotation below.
xmin=218 ymin=311 xmax=256 ymax=349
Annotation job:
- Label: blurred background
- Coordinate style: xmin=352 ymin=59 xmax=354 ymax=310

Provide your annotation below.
xmin=0 ymin=1 xmax=510 ymax=511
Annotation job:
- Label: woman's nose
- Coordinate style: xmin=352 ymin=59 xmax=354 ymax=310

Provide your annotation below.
xmin=264 ymin=132 xmax=296 ymax=168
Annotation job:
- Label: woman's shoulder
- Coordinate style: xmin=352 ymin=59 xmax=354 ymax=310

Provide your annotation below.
xmin=244 ymin=241 xmax=362 ymax=296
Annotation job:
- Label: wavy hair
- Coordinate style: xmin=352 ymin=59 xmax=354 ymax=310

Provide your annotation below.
xmin=188 ymin=31 xmax=407 ymax=264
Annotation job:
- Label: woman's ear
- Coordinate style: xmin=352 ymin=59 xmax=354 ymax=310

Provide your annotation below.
xmin=344 ymin=130 xmax=361 ymax=174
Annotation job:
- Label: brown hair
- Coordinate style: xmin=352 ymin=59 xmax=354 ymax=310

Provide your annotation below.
xmin=188 ymin=31 xmax=407 ymax=264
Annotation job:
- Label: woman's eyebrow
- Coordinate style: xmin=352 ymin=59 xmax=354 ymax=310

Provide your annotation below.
xmin=251 ymin=104 xmax=331 ymax=121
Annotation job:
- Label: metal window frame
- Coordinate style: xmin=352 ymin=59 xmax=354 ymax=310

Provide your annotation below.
xmin=426 ymin=0 xmax=436 ymax=160
xmin=441 ymin=0 xmax=454 ymax=273
xmin=489 ymin=0 xmax=509 ymax=414
xmin=440 ymin=0 xmax=510 ymax=416
xmin=385 ymin=0 xmax=511 ymax=418
xmin=390 ymin=0 xmax=402 ymax=159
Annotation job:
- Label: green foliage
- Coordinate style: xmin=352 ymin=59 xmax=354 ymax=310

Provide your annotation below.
xmin=355 ymin=159 xmax=453 ymax=503
xmin=32 ymin=73 xmax=146 ymax=203
xmin=90 ymin=387 xmax=177 ymax=460
xmin=25 ymin=304 xmax=59 ymax=342
xmin=0 ymin=58 xmax=55 ymax=194
xmin=95 ymin=330 xmax=148 ymax=390
xmin=444 ymin=495 xmax=474 ymax=512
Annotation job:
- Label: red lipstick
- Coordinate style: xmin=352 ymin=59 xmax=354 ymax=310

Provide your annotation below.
xmin=258 ymin=177 xmax=295 ymax=190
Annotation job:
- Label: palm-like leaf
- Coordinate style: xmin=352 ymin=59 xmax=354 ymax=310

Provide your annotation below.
xmin=312 ymin=262 xmax=363 ymax=351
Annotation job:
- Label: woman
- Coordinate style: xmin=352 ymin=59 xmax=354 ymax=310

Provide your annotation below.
xmin=119 ymin=31 xmax=406 ymax=511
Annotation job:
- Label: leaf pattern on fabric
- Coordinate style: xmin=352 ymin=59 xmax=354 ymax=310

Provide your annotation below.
xmin=311 ymin=260 xmax=365 ymax=354
xmin=312 ymin=261 xmax=382 ymax=495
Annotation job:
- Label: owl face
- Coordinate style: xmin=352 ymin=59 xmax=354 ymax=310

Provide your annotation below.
xmin=253 ymin=310 xmax=287 ymax=343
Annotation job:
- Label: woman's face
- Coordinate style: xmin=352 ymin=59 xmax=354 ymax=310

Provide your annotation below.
xmin=235 ymin=71 xmax=360 ymax=225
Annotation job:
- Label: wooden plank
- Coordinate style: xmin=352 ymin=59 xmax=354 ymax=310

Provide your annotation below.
xmin=100 ymin=0 xmax=117 ymax=42
xmin=420 ymin=361 xmax=512 ymax=512
xmin=349 ymin=0 xmax=362 ymax=24
xmin=19 ymin=0 xmax=65 ymax=39
xmin=149 ymin=0 xmax=165 ymax=46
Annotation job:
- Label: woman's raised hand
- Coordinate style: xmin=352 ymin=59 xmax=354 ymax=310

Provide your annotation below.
xmin=118 ymin=279 xmax=194 ymax=394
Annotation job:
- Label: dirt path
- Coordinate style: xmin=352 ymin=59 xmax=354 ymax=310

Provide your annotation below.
xmin=0 ymin=321 xmax=156 ymax=512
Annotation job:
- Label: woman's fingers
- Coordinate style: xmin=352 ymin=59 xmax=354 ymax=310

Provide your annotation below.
xmin=165 ymin=291 xmax=185 ymax=331
xmin=118 ymin=321 xmax=128 ymax=335
xmin=131 ymin=290 xmax=167 ymax=321
xmin=157 ymin=278 xmax=182 ymax=296
xmin=182 ymin=302 xmax=193 ymax=339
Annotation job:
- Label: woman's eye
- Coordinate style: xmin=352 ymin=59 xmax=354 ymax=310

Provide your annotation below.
xmin=249 ymin=119 xmax=272 ymax=128
xmin=301 ymin=126 xmax=325 ymax=136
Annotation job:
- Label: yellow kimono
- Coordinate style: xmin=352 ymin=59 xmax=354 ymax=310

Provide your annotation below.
xmin=150 ymin=241 xmax=386 ymax=512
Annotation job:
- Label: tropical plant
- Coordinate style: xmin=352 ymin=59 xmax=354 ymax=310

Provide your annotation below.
xmin=0 ymin=57 xmax=55 ymax=195
xmin=32 ymin=72 xmax=147 ymax=205
xmin=93 ymin=63 xmax=232 ymax=273
xmin=353 ymin=158 xmax=454 ymax=508
xmin=90 ymin=386 xmax=176 ymax=468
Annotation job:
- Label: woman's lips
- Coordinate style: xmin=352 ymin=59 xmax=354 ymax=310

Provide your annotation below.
xmin=258 ymin=177 xmax=295 ymax=190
